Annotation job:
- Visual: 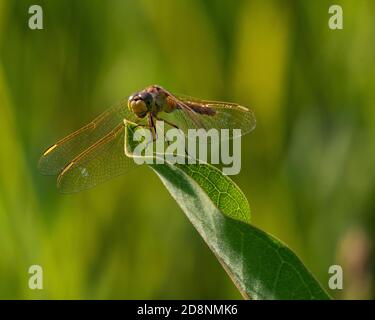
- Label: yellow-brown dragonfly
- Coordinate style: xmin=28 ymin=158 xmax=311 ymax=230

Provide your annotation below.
xmin=39 ymin=85 xmax=256 ymax=193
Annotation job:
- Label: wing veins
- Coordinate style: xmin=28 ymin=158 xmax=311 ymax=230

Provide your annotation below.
xmin=57 ymin=123 xmax=125 ymax=186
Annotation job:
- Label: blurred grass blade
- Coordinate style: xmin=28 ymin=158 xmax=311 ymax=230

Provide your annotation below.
xmin=125 ymin=123 xmax=330 ymax=300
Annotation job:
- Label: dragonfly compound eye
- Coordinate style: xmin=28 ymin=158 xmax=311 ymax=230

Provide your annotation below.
xmin=138 ymin=92 xmax=153 ymax=106
xmin=130 ymin=99 xmax=148 ymax=118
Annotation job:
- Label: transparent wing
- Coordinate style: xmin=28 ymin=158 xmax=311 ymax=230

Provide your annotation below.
xmin=161 ymin=94 xmax=256 ymax=139
xmin=39 ymin=99 xmax=138 ymax=175
xmin=56 ymin=124 xmax=137 ymax=193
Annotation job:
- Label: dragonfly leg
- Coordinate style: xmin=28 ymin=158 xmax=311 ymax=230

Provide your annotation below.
xmin=131 ymin=117 xmax=156 ymax=148
xmin=146 ymin=114 xmax=158 ymax=148
xmin=155 ymin=116 xmax=191 ymax=158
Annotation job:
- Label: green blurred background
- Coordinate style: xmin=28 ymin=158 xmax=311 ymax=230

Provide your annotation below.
xmin=1 ymin=0 xmax=374 ymax=299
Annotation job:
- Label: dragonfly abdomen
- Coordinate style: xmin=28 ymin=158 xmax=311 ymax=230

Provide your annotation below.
xmin=182 ymin=101 xmax=216 ymax=116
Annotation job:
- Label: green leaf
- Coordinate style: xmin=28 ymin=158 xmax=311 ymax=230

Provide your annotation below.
xmin=125 ymin=123 xmax=330 ymax=300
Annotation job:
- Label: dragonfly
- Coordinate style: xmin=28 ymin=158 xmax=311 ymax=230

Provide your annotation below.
xmin=39 ymin=85 xmax=256 ymax=193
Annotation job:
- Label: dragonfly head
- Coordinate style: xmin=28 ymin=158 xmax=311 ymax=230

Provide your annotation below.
xmin=128 ymin=91 xmax=153 ymax=118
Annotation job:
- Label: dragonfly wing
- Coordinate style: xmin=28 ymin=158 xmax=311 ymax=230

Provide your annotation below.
xmin=39 ymin=99 xmax=138 ymax=175
xmin=56 ymin=124 xmax=137 ymax=193
xmin=162 ymin=94 xmax=256 ymax=138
